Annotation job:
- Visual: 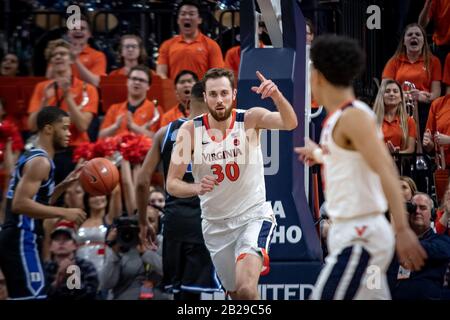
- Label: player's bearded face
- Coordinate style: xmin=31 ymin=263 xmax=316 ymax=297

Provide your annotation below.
xmin=208 ymin=102 xmax=233 ymax=122
xmin=204 ymin=77 xmax=235 ymax=122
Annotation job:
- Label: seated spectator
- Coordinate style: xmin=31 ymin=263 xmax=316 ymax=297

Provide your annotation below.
xmin=389 ymin=193 xmax=450 ymax=300
xmin=99 ymin=65 xmax=161 ymax=138
xmin=419 ymin=0 xmax=450 ymax=66
xmin=109 ymin=35 xmax=148 ymax=77
xmin=435 ymin=183 xmax=450 ymax=236
xmin=148 ymin=187 xmax=166 ymax=234
xmin=443 ymin=53 xmax=450 ymax=95
xmin=400 ymin=176 xmax=418 ymax=202
xmin=160 ymin=70 xmax=198 ymax=127
xmin=0 ymin=53 xmax=19 ymax=76
xmin=44 ymin=221 xmax=99 ymax=300
xmin=373 ymin=79 xmax=416 ymax=154
xmin=66 ymin=15 xmax=107 ymax=87
xmin=423 ymin=94 xmax=450 ymax=167
xmin=28 ymin=39 xmax=99 ymax=184
xmin=100 ymin=214 xmax=170 ymax=300
xmin=0 ymin=267 xmax=7 ymax=300
xmin=42 ymin=181 xmax=86 ymax=262
xmin=383 ymin=23 xmax=442 ymax=136
xmin=156 ymin=0 xmax=224 ymax=81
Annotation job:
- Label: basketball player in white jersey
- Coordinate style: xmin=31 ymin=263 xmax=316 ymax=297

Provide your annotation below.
xmin=295 ymin=35 xmax=426 ymax=299
xmin=166 ymin=68 xmax=297 ymax=299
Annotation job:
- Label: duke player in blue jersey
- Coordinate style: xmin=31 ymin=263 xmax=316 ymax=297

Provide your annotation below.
xmin=0 ymin=107 xmax=86 ymax=300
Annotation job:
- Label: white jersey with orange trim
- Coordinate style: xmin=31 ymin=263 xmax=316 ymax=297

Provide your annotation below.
xmin=320 ymin=100 xmax=388 ymax=220
xmin=192 ymin=109 xmax=267 ymax=221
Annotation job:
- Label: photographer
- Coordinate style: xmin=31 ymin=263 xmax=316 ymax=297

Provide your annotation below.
xmin=100 ymin=214 xmax=170 ymax=300
xmin=389 ymin=193 xmax=450 ymax=299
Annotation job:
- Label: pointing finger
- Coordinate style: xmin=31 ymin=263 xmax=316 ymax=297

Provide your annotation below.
xmin=256 ymin=71 xmax=267 ymax=83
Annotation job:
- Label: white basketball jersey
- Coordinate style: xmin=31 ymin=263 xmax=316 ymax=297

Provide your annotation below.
xmin=192 ymin=109 xmax=266 ymax=221
xmin=320 ymin=100 xmax=388 ymax=219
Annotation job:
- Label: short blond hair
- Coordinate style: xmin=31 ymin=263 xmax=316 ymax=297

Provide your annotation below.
xmin=44 ymin=39 xmax=73 ymax=61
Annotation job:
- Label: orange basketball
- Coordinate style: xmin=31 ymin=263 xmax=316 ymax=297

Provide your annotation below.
xmin=79 ymin=158 xmax=119 ymax=196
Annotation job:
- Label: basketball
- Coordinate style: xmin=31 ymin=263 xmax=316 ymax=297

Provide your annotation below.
xmin=79 ymin=158 xmax=120 ymax=196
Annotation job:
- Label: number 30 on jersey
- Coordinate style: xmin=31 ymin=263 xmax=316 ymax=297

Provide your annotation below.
xmin=211 ymin=162 xmax=240 ymax=182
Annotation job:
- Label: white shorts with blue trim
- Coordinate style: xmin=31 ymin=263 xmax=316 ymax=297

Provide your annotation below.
xmin=311 ymin=213 xmax=395 ymax=300
xmin=201 ymin=202 xmax=276 ymax=292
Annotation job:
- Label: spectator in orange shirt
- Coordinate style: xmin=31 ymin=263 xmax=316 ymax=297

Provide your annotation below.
xmin=109 ymin=35 xmax=148 ymax=77
xmin=423 ymin=94 xmax=450 ymax=167
xmin=67 ymin=15 xmax=107 ymax=87
xmin=160 ymin=70 xmax=198 ymax=127
xmin=383 ymin=23 xmax=442 ymax=136
xmin=419 ymin=0 xmax=450 ymax=66
xmin=383 ymin=23 xmax=442 ymax=103
xmin=373 ymin=79 xmax=416 ymax=154
xmin=224 ymin=45 xmax=240 ymax=81
xmin=443 ymin=53 xmax=450 ymax=95
xmin=28 ymin=39 xmax=99 ymax=184
xmin=156 ymin=0 xmax=224 ymax=81
xmin=224 ymin=41 xmax=264 ymax=84
xmin=99 ymin=65 xmax=161 ymax=139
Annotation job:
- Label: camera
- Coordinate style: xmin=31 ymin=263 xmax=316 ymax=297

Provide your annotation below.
xmin=406 ymin=201 xmax=417 ymax=215
xmin=113 ymin=216 xmax=140 ymax=252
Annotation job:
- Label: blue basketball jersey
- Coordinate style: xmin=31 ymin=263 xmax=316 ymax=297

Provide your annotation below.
xmin=3 ymin=148 xmax=55 ymax=236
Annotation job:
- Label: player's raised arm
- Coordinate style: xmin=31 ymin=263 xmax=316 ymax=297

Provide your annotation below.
xmin=246 ymin=71 xmax=298 ymax=131
xmin=340 ymin=108 xmax=427 ymax=270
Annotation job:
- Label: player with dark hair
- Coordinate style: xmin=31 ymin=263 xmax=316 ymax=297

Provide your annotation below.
xmin=0 ymin=107 xmax=86 ymax=300
xmin=295 ymin=35 xmax=426 ymax=300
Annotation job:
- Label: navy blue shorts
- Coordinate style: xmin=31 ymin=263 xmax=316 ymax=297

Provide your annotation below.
xmin=0 ymin=227 xmax=46 ymax=299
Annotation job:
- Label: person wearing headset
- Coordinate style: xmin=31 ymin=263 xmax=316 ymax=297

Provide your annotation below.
xmin=389 ymin=192 xmax=450 ymax=299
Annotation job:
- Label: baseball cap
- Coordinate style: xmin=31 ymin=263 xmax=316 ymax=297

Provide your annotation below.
xmin=50 ymin=221 xmax=77 ymax=240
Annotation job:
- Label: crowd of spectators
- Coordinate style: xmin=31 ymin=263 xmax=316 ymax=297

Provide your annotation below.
xmin=0 ymin=0 xmax=449 ymax=300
